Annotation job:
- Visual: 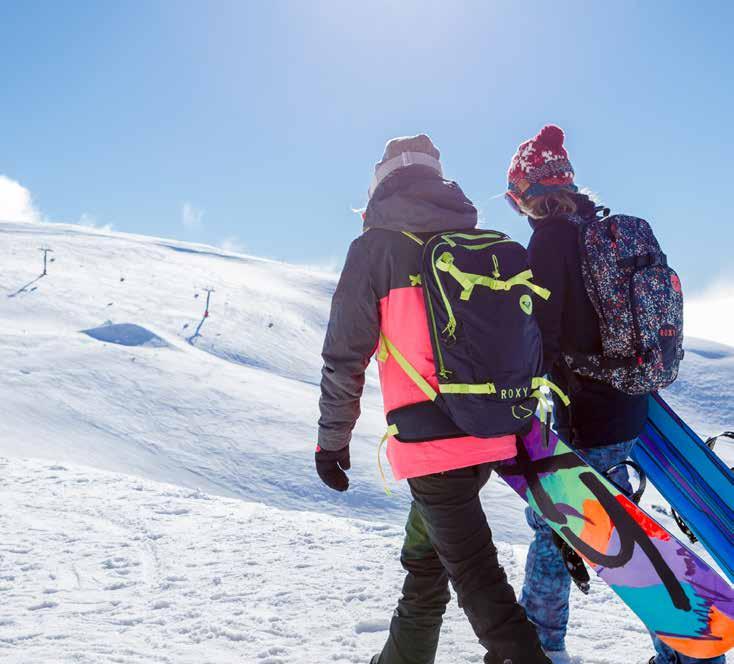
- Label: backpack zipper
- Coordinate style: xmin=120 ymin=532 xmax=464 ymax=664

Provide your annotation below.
xmin=578 ymin=221 xmax=609 ymax=328
xmin=431 ymin=242 xmax=458 ymax=338
xmin=425 ymin=293 xmax=451 ymax=379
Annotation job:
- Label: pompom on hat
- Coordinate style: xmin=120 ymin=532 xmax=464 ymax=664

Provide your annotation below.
xmin=506 ymin=125 xmax=577 ymax=212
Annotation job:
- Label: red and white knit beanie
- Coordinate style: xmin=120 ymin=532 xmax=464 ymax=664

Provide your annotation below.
xmin=506 ymin=125 xmax=577 ymax=207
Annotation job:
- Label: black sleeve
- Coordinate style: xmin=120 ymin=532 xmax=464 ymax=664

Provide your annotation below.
xmin=317 ymin=236 xmax=380 ymax=451
xmin=528 ymin=227 xmax=567 ymax=375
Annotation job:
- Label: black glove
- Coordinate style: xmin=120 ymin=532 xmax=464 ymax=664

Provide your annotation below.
xmin=315 ymin=445 xmax=351 ymax=492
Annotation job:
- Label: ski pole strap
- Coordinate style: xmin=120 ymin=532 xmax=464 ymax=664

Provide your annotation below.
xmin=434 ymin=253 xmax=551 ymax=302
xmin=378 ymin=334 xmax=438 ymax=402
xmin=531 ymin=377 xmax=571 ymax=407
xmin=377 ymin=424 xmax=399 ymax=496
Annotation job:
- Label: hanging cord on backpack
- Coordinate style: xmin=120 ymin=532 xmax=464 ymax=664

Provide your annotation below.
xmin=533 ymin=390 xmax=551 ymax=425
xmin=528 ymin=377 xmax=570 ymax=446
xmin=377 ymin=425 xmax=399 ymax=497
xmin=531 ymin=377 xmax=571 ymax=407
xmin=672 ymin=431 xmax=734 ymax=544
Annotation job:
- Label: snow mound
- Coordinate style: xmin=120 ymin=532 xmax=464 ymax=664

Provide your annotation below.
xmin=82 ymin=323 xmax=169 ymax=348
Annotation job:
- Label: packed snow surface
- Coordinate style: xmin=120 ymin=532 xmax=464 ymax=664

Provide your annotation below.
xmin=0 ymin=220 xmax=731 ymax=663
xmin=0 ymin=458 xmax=651 ymax=664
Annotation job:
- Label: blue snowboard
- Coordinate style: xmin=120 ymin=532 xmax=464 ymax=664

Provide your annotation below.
xmin=633 ymin=393 xmax=734 ymax=583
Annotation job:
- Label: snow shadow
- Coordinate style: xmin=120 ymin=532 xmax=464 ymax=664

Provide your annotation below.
xmin=82 ymin=323 xmax=169 ymax=348
xmin=160 ymin=243 xmax=251 ymax=263
xmin=687 ymin=347 xmax=732 ymax=360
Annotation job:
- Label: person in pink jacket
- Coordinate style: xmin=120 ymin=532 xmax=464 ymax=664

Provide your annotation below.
xmin=315 ymin=135 xmax=550 ymax=664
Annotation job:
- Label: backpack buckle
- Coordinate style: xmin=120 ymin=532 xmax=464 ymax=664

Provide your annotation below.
xmin=618 ymin=252 xmax=668 ymax=269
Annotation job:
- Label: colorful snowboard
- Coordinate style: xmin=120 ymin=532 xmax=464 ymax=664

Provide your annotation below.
xmin=634 ymin=392 xmax=734 ymax=583
xmin=497 ymin=417 xmax=734 ymax=659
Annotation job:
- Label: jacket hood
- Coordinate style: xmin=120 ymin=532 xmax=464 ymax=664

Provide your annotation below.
xmin=364 ymin=165 xmax=477 ymax=233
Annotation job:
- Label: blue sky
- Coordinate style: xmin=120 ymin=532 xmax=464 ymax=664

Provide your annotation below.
xmin=1 ymin=1 xmax=731 ymax=290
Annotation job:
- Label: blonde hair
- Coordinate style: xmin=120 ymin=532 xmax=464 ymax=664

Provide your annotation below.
xmin=519 ymin=190 xmax=582 ymax=219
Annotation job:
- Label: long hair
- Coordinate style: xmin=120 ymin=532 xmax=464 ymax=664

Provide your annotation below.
xmin=519 ymin=190 xmax=597 ymax=219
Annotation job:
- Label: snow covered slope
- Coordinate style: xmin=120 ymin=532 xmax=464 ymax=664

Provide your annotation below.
xmin=3 ymin=220 xmax=732 ymax=521
xmin=1 ymin=220 xmax=731 ymax=663
xmin=0 ymin=219 xmax=399 ymax=523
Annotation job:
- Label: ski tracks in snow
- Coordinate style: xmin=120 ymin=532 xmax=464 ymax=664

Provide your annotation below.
xmin=0 ymin=458 xmax=407 ymax=663
xmin=0 ymin=458 xmax=673 ymax=664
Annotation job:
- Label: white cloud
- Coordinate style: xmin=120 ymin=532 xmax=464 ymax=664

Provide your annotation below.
xmin=0 ymin=175 xmax=41 ymax=222
xmin=78 ymin=212 xmax=97 ymax=227
xmin=217 ymin=236 xmax=246 ymax=254
xmin=685 ymin=276 xmax=734 ymax=348
xmin=78 ymin=212 xmax=113 ymax=232
xmin=181 ymin=202 xmax=204 ymax=229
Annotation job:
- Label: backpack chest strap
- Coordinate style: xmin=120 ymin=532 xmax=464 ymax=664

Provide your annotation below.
xmin=435 ymin=252 xmax=551 ymax=301
xmin=617 ymin=252 xmax=667 ymax=269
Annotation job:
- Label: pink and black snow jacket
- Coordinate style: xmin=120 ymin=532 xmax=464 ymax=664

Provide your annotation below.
xmin=318 ymin=166 xmax=517 ymax=480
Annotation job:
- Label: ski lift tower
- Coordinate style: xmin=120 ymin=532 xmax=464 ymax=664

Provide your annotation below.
xmin=39 ymin=247 xmax=54 ymax=276
xmin=202 ymin=287 xmax=215 ymax=318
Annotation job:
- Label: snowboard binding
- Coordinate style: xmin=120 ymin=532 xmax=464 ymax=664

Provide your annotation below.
xmin=552 ymin=532 xmax=591 ymax=595
xmin=672 ymin=432 xmax=734 ymax=545
xmin=603 ymin=459 xmax=647 ymax=504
